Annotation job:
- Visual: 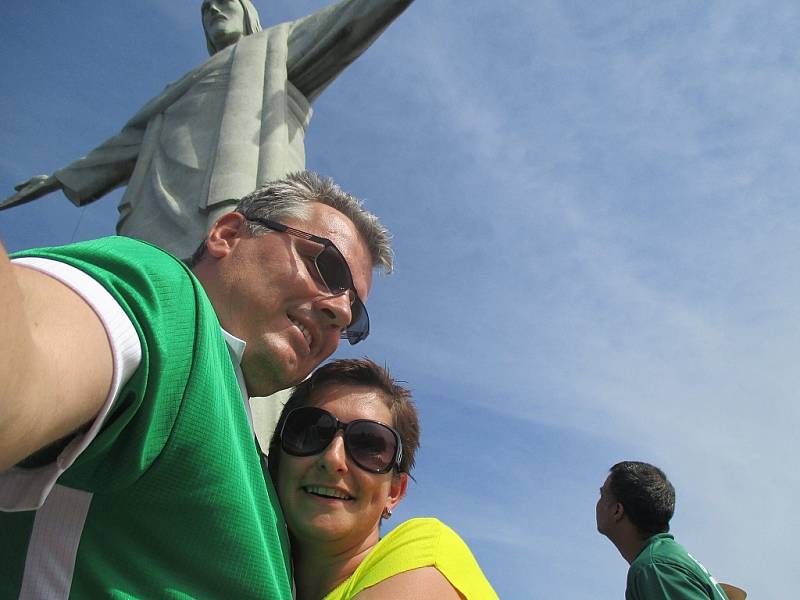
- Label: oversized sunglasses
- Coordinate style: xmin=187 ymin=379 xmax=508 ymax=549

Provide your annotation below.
xmin=247 ymin=217 xmax=369 ymax=344
xmin=279 ymin=406 xmax=403 ymax=474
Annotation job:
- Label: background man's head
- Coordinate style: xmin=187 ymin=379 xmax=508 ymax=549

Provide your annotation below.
xmin=202 ymin=0 xmax=262 ymax=55
xmin=596 ymin=461 xmax=675 ymax=540
xmin=191 ymin=171 xmax=392 ymax=398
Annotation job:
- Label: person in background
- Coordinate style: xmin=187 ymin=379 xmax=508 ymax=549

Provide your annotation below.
xmin=269 ymin=358 xmax=498 ymax=599
xmin=596 ymin=461 xmax=732 ymax=600
xmin=0 ymin=171 xmax=390 ymax=598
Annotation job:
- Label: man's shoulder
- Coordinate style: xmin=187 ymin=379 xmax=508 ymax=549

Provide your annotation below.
xmin=627 ymin=535 xmax=722 ymax=600
xmin=630 ymin=534 xmax=692 ymax=570
xmin=14 ymin=236 xmax=192 ymax=281
xmin=14 ymin=236 xmax=209 ymax=332
xmin=14 ymin=235 xmax=176 ymax=263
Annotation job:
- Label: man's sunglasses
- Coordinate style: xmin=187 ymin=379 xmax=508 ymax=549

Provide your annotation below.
xmin=279 ymin=406 xmax=403 ymax=474
xmin=246 ymin=217 xmax=369 ymax=344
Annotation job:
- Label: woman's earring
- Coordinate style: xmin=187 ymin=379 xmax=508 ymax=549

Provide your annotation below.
xmin=381 ymin=508 xmax=393 ymax=520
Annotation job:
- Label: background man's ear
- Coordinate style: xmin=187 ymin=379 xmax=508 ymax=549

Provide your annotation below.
xmin=613 ymin=501 xmax=625 ymax=523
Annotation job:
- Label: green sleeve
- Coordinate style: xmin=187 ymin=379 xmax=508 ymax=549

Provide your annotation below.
xmin=14 ymin=236 xmax=220 ymax=493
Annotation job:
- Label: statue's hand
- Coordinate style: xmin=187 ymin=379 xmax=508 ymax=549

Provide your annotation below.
xmin=1 ymin=175 xmax=61 ymax=210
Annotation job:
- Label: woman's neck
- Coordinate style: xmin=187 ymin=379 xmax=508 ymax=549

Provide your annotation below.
xmin=292 ymin=535 xmax=379 ymax=600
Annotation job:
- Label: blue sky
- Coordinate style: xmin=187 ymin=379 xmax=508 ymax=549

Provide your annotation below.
xmin=2 ymin=2 xmax=797 ymax=597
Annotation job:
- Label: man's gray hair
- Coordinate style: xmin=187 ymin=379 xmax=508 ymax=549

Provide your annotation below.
xmin=187 ymin=171 xmax=393 ymax=273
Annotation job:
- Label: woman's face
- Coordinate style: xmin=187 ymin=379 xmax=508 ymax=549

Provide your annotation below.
xmin=276 ymin=383 xmax=407 ymax=551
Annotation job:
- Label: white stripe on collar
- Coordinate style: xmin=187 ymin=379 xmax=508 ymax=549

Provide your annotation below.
xmin=221 ymin=329 xmax=253 ymax=430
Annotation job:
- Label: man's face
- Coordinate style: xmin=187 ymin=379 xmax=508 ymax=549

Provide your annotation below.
xmin=595 ymin=475 xmax=619 ymax=536
xmin=202 ymin=0 xmax=246 ymax=50
xmin=211 ymin=203 xmax=373 ymax=397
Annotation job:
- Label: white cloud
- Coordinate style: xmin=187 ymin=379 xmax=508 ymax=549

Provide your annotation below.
xmin=3 ymin=2 xmax=799 ymax=597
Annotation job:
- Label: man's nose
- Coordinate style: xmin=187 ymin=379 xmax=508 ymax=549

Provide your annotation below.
xmin=314 ymin=291 xmax=353 ymax=333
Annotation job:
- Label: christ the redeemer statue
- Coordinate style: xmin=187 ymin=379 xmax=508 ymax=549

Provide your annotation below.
xmin=2 ymin=0 xmax=413 ymax=258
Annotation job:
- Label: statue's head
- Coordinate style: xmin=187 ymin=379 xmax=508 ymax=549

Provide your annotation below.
xmin=202 ymin=0 xmax=262 ymax=55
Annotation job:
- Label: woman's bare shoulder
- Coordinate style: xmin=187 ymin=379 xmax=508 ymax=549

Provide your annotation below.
xmin=353 ymin=566 xmax=464 ymax=600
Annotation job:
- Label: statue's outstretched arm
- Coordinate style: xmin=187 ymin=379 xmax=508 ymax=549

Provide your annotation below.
xmin=1 ymin=176 xmax=62 ymax=211
xmin=1 ymin=126 xmax=142 ymax=211
xmin=288 ymin=0 xmax=415 ymax=102
xmin=2 ymin=59 xmax=202 ymax=212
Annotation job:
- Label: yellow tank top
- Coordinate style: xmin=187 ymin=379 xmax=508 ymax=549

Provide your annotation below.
xmin=323 ymin=517 xmax=498 ymax=599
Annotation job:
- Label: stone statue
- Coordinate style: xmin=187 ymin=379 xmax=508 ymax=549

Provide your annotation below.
xmin=1 ymin=0 xmax=413 ymax=258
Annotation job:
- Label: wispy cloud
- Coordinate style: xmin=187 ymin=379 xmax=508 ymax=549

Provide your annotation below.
xmin=2 ymin=2 xmax=798 ymax=597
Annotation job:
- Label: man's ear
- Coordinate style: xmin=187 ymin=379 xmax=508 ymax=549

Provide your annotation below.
xmin=612 ymin=501 xmax=625 ymax=523
xmin=205 ymin=211 xmax=248 ymax=258
xmin=386 ymin=472 xmax=409 ymax=512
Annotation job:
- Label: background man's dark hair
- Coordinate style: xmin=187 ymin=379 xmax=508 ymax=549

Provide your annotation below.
xmin=608 ymin=461 xmax=675 ymax=536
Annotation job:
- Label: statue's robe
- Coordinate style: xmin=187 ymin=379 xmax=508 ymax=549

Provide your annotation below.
xmin=53 ymin=0 xmax=411 ymax=258
xmin=53 ymin=0 xmax=412 ymax=446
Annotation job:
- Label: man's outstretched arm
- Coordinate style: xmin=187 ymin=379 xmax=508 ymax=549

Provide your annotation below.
xmin=0 ymin=241 xmax=112 ymax=470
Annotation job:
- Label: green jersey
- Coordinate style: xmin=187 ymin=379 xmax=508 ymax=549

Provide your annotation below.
xmin=627 ymin=533 xmax=729 ymax=600
xmin=0 ymin=237 xmax=292 ymax=599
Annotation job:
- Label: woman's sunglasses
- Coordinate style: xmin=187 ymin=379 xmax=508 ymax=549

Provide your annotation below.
xmin=246 ymin=217 xmax=369 ymax=344
xmin=279 ymin=406 xmax=403 ymax=474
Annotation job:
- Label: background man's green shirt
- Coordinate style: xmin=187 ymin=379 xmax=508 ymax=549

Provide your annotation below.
xmin=626 ymin=533 xmax=729 ymax=600
xmin=0 ymin=237 xmax=292 ymax=599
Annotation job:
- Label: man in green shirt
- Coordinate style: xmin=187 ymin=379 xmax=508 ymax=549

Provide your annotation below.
xmin=0 ymin=171 xmax=392 ymax=598
xmin=596 ymin=461 xmax=730 ymax=600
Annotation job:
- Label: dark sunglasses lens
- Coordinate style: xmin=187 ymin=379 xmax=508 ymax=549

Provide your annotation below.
xmin=345 ymin=421 xmax=397 ymax=472
xmin=282 ymin=407 xmax=335 ymax=456
xmin=316 ymin=245 xmax=350 ymax=294
xmin=344 ymin=298 xmax=369 ymax=345
xmin=316 ymin=244 xmax=369 ymax=344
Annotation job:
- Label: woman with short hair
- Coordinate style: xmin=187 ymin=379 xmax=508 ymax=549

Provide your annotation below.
xmin=269 ymin=358 xmax=498 ymax=600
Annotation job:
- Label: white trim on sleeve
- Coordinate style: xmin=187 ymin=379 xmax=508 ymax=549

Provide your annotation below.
xmin=0 ymin=257 xmax=142 ymax=511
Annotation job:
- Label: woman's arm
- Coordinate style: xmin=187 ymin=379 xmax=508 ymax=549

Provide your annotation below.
xmin=353 ymin=567 xmax=464 ymax=600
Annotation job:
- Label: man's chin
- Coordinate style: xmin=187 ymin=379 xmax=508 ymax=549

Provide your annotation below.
xmin=240 ymin=339 xmax=307 ymax=394
xmin=246 ymin=375 xmax=296 ymax=398
xmin=242 ymin=361 xmax=310 ymax=398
